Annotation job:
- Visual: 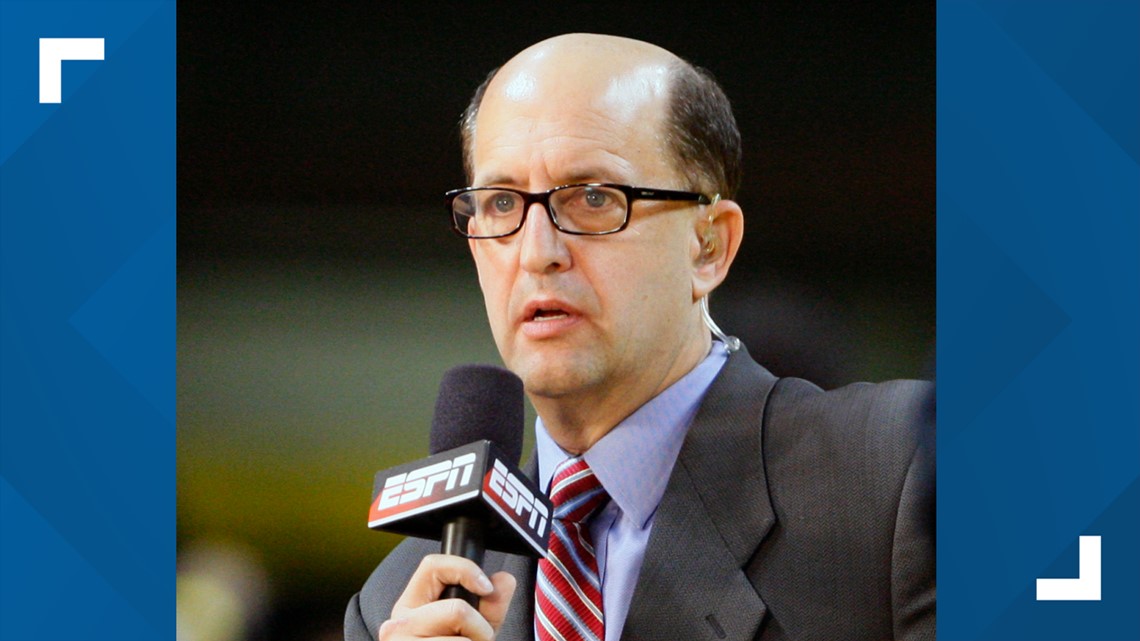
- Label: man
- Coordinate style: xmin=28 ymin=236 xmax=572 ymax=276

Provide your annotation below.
xmin=346 ymin=33 xmax=934 ymax=641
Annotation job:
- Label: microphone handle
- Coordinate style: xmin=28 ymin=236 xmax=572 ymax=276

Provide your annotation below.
xmin=440 ymin=515 xmax=486 ymax=607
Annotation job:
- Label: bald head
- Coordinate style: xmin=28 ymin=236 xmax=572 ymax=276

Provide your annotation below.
xmin=501 ymin=33 xmax=680 ymax=77
xmin=461 ymin=34 xmax=741 ymax=198
xmin=493 ymin=34 xmax=679 ymax=98
xmin=485 ymin=34 xmax=675 ymax=130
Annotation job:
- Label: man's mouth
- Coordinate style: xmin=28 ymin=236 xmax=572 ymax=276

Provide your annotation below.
xmin=531 ymin=308 xmax=569 ymax=322
xmin=519 ymin=300 xmax=579 ymax=338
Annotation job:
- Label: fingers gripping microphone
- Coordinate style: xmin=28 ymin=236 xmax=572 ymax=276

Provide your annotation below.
xmin=367 ymin=365 xmax=552 ymax=607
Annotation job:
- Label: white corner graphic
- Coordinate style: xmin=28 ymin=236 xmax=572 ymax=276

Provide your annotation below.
xmin=39 ymin=38 xmax=105 ymax=104
xmin=1036 ymin=535 xmax=1101 ymax=601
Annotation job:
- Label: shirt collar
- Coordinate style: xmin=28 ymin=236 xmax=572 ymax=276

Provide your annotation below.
xmin=535 ymin=343 xmax=728 ymax=529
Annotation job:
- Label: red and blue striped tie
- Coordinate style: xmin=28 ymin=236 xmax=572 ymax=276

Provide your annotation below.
xmin=536 ymin=457 xmax=609 ymax=641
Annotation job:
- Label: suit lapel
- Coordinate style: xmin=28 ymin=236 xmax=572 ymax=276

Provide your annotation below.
xmin=623 ymin=349 xmax=779 ymax=641
xmin=495 ymin=550 xmax=537 ymax=640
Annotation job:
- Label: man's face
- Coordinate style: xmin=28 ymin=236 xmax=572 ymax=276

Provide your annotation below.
xmin=467 ymin=55 xmax=707 ymax=413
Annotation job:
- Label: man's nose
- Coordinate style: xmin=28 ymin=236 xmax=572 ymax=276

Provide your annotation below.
xmin=518 ymin=201 xmax=571 ymax=274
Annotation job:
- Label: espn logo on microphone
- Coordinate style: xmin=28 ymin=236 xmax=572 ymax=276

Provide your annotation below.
xmin=372 ymin=452 xmax=479 ymax=521
xmin=485 ymin=459 xmax=549 ymax=539
xmin=368 ymin=440 xmax=553 ymax=557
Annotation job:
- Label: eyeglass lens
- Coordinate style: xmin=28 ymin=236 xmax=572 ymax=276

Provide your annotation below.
xmin=453 ymin=185 xmax=628 ymax=237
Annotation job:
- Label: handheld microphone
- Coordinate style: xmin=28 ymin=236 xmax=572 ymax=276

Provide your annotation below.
xmin=367 ymin=364 xmax=551 ymax=607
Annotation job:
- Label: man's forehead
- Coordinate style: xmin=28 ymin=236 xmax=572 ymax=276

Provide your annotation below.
xmin=471 ymin=92 xmax=670 ymax=187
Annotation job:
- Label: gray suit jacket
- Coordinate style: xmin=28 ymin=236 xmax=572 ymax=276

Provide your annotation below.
xmin=345 ymin=349 xmax=935 ymax=640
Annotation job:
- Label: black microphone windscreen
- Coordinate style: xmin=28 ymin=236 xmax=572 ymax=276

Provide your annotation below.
xmin=430 ymin=364 xmax=524 ymax=464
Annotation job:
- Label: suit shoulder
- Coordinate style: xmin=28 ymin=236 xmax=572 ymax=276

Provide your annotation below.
xmin=769 ymin=376 xmax=933 ymax=436
xmin=764 ymin=376 xmax=934 ymax=476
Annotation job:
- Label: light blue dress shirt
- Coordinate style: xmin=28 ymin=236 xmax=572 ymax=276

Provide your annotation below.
xmin=535 ymin=344 xmax=728 ymax=641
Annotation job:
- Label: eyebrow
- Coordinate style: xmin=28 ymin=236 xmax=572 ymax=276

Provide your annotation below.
xmin=562 ymin=169 xmax=625 ymax=185
xmin=474 ymin=174 xmax=515 ymax=187
xmin=474 ymin=168 xmax=629 ymax=189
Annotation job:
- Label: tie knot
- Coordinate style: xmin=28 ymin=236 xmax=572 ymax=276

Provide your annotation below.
xmin=548 ymin=457 xmax=609 ymax=523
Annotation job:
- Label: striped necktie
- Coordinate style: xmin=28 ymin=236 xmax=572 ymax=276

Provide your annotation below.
xmin=536 ymin=457 xmax=610 ymax=641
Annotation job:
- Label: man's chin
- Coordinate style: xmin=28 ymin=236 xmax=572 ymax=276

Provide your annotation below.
xmin=510 ymin=355 xmax=599 ymax=400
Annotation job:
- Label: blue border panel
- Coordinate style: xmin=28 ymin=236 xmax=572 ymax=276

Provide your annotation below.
xmin=939 ymin=2 xmax=1139 ymax=639
xmin=0 ymin=2 xmax=175 ymax=640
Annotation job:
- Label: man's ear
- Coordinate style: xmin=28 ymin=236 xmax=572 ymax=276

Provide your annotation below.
xmin=691 ymin=198 xmax=744 ymax=301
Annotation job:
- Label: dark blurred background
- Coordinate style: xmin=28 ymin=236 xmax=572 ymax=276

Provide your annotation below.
xmin=177 ymin=4 xmax=934 ymax=640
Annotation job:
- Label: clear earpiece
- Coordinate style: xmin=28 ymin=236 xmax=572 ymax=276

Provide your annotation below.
xmin=701 ymin=296 xmax=741 ymax=353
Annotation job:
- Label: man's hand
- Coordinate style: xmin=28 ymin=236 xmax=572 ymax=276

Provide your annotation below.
xmin=377 ymin=554 xmax=517 ymax=641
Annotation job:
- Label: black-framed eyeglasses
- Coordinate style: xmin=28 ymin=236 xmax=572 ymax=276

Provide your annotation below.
xmin=446 ymin=183 xmax=712 ymax=239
